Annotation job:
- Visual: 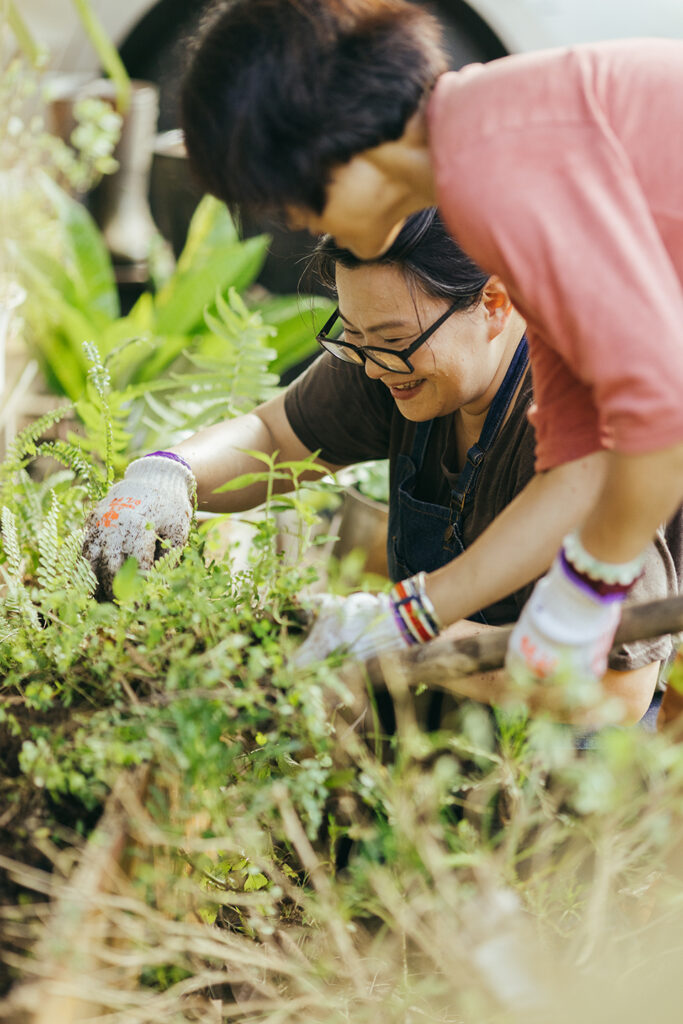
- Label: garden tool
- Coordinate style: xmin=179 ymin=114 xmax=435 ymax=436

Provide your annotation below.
xmin=358 ymin=592 xmax=683 ymax=714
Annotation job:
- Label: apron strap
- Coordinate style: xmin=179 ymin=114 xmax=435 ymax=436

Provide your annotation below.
xmin=450 ymin=335 xmax=529 ymax=512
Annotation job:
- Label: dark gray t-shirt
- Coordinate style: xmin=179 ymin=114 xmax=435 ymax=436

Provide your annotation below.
xmin=285 ymin=353 xmax=682 ymax=671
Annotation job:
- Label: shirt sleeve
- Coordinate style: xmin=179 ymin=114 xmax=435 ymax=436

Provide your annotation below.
xmin=431 ymin=70 xmax=683 ymax=472
xmin=284 ymin=353 xmax=393 ymax=465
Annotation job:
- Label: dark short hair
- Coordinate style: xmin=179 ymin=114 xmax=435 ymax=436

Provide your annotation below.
xmin=181 ymin=0 xmax=446 ymax=217
xmin=311 ymin=208 xmax=490 ymax=310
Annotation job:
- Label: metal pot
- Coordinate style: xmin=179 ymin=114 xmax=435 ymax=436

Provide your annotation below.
xmin=334 ymin=487 xmax=389 ymax=578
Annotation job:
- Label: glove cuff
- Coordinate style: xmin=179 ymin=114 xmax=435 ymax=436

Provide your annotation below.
xmin=561 ymin=529 xmax=644 ymax=598
xmin=389 ymin=572 xmax=442 ymax=645
xmin=145 ymin=450 xmax=193 ymax=473
xmin=125 ymin=452 xmax=196 ymax=500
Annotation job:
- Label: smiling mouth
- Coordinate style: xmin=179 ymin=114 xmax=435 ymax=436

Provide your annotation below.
xmin=390 ymin=379 xmax=424 ymax=393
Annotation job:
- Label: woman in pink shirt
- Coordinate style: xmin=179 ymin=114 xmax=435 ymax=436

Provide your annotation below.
xmin=178 ymin=0 xmax=683 ymax=693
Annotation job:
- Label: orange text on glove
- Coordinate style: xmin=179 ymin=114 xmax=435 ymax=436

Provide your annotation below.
xmin=98 ymin=496 xmax=142 ymax=528
xmin=519 ymin=634 xmax=559 ymax=679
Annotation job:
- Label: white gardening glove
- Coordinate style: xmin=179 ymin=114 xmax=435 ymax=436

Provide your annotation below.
xmin=505 ymin=553 xmax=624 ymax=685
xmin=294 ymin=573 xmax=441 ymax=667
xmin=294 ymin=592 xmax=409 ymax=667
xmin=82 ymin=452 xmax=195 ymax=600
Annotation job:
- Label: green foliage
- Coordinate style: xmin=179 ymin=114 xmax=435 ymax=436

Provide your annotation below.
xmin=348 ymin=458 xmax=390 ymax=504
xmin=21 ymin=190 xmax=334 ymax=421
xmin=0 ymin=49 xmax=120 ymax=314
xmin=1 ymin=338 xmax=683 ymax=1019
xmin=1 ymin=400 xmax=683 ymax=1020
xmin=140 ymin=287 xmax=282 ymax=441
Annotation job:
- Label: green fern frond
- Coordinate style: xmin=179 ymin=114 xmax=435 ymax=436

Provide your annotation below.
xmin=36 ymin=492 xmax=61 ymax=591
xmin=1 ymin=506 xmax=23 ymax=578
xmin=1 ymin=506 xmax=40 ymax=629
xmin=37 ymin=440 xmax=106 ymax=498
xmin=0 ymin=404 xmax=73 ymax=502
xmin=140 ymin=288 xmax=281 ymax=442
xmin=145 ymin=544 xmax=184 ymax=591
xmin=56 ymin=527 xmax=98 ymax=597
xmin=81 ymin=340 xmax=116 ymax=484
xmin=83 ymin=340 xmax=111 ymax=394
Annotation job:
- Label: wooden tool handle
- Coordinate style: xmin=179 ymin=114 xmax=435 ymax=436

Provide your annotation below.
xmin=371 ymin=594 xmax=683 ymax=687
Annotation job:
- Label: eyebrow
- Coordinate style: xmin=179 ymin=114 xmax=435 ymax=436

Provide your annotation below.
xmin=338 ymin=311 xmax=411 ymax=334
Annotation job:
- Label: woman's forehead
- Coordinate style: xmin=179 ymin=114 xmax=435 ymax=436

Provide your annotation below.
xmin=335 ymin=261 xmax=412 ymax=299
xmin=335 ymin=262 xmax=433 ymax=320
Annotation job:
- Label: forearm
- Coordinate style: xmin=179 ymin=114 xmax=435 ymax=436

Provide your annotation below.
xmin=171 ymin=412 xmax=281 ymax=512
xmin=580 ymin=442 xmax=683 ymax=564
xmin=170 ymin=393 xmax=336 ymax=513
xmin=426 ymin=452 xmax=609 ymax=626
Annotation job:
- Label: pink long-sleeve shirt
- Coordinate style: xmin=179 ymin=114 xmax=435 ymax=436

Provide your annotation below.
xmin=428 ymin=38 xmax=683 ymax=471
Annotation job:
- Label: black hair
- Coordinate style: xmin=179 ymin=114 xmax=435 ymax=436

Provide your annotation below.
xmin=311 ymin=208 xmax=490 ymax=310
xmin=180 ymin=0 xmax=446 ymax=217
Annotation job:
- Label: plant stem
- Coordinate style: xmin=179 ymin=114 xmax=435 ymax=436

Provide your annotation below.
xmin=6 ymin=1 xmax=48 ymax=68
xmin=70 ymin=0 xmax=132 ymax=113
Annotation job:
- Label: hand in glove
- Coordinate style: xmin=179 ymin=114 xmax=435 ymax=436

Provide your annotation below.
xmin=294 ymin=573 xmax=441 ymax=668
xmin=505 ymin=531 xmax=643 ymax=685
xmin=82 ymin=452 xmax=195 ymax=600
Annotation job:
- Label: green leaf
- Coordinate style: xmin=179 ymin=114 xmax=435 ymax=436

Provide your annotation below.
xmin=112 ymin=556 xmax=142 ymax=604
xmin=40 ymin=176 xmax=119 ymax=320
xmin=175 ymin=196 xmax=239 ymax=275
xmin=243 ymin=871 xmax=269 ymax=892
xmin=213 ymin=471 xmax=272 ymax=494
xmin=153 ymin=237 xmax=269 ymax=336
xmin=260 ymin=296 xmax=335 ymax=375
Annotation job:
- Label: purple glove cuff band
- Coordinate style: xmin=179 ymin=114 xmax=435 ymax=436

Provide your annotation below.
xmin=389 ymin=600 xmax=418 ymax=647
xmin=559 ymin=549 xmax=629 ymax=603
xmin=144 ymin=451 xmax=194 ymax=474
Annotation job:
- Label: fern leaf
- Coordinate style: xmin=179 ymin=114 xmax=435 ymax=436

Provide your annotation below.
xmin=0 ymin=404 xmax=73 ymax=502
xmin=1 ymin=506 xmax=40 ymax=629
xmin=58 ymin=528 xmax=98 ymax=597
xmin=1 ymin=506 xmax=23 ymax=579
xmin=37 ymin=440 xmax=106 ymax=498
xmin=36 ymin=492 xmax=61 ymax=591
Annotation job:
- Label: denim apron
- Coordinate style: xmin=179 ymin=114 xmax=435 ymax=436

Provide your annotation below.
xmin=387 ymin=336 xmax=529 ymax=626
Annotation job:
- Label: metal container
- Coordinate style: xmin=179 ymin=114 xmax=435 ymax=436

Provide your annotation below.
xmin=334 ymin=486 xmax=389 ymax=578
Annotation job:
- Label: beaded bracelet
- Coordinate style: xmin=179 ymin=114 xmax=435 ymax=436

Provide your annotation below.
xmin=562 ymin=529 xmax=645 ymax=598
xmin=389 ymin=572 xmax=442 ymax=646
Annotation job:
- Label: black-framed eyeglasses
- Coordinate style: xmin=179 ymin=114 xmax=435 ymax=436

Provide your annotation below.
xmin=315 ymin=300 xmax=461 ymax=374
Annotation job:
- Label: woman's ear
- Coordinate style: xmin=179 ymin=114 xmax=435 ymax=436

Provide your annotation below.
xmin=481 ymin=276 xmax=513 ymax=337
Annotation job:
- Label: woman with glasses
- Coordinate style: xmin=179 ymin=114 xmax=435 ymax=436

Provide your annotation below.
xmin=82 ymin=209 xmax=680 ymax=726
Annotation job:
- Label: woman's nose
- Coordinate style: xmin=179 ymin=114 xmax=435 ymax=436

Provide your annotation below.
xmin=363 ymin=357 xmax=385 ymax=381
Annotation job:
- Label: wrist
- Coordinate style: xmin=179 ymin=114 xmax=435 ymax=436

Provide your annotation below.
xmin=144 ymin=450 xmax=194 ymax=474
xmin=126 ymin=452 xmax=196 ymax=499
xmin=561 ymin=529 xmax=644 ymax=598
xmin=389 ymin=572 xmax=442 ymax=646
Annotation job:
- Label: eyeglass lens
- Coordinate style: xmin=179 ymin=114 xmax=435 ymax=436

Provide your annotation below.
xmin=320 ymin=338 xmax=412 ymax=372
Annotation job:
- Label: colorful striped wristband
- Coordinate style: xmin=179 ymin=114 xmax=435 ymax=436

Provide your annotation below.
xmin=389 ymin=572 xmax=442 ymax=646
